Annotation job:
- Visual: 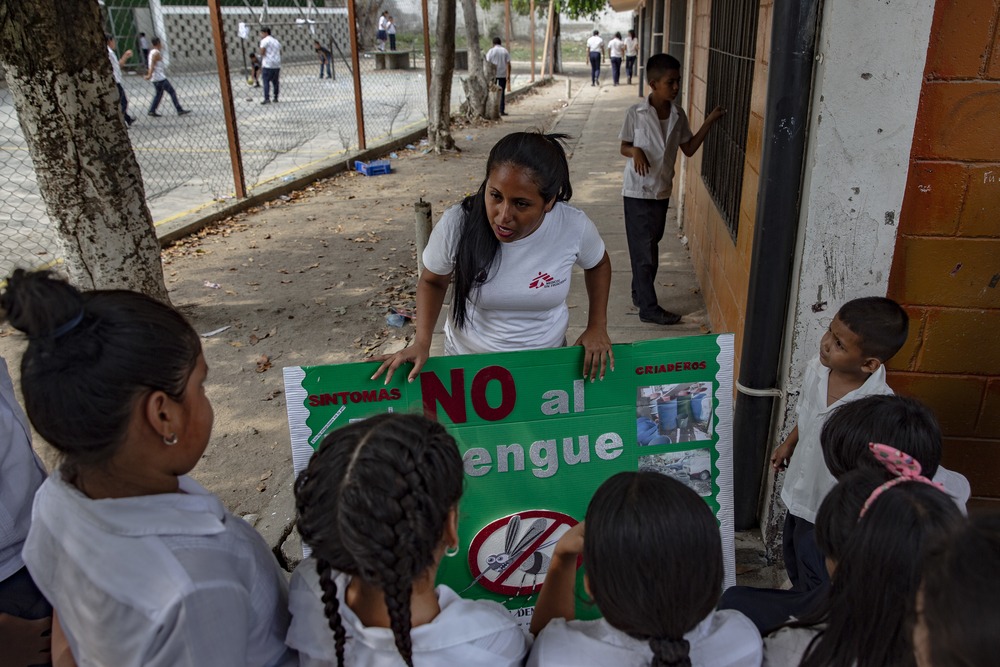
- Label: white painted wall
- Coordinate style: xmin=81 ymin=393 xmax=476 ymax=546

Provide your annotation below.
xmin=760 ymin=0 xmax=937 ymax=548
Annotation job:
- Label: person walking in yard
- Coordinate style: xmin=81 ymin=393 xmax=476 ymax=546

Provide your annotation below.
xmin=486 ymin=37 xmax=512 ymax=116
xmin=144 ymin=37 xmax=190 ymax=117
xmin=137 ymin=32 xmax=150 ymax=70
xmin=608 ymin=32 xmax=625 ymax=86
xmin=387 ymin=15 xmax=397 ymax=51
xmin=314 ymin=40 xmax=332 ymax=79
xmin=259 ymin=27 xmax=281 ymax=104
xmin=586 ymin=30 xmax=604 ymax=86
xmin=106 ymin=34 xmax=136 ymax=126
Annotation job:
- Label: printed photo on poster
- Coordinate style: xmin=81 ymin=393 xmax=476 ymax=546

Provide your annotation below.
xmin=639 ymin=448 xmax=713 ymax=497
xmin=636 ymin=382 xmax=713 ymax=446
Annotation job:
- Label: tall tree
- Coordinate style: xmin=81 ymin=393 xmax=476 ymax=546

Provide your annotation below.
xmin=0 ymin=0 xmax=168 ymax=300
xmin=427 ymin=0 xmax=457 ymax=152
xmin=460 ymin=0 xmax=500 ymax=120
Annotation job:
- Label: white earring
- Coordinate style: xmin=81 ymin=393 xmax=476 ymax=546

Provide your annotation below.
xmin=163 ymin=433 xmax=178 ymax=446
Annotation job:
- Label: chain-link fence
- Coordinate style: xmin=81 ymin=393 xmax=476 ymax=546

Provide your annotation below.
xmin=0 ymin=0 xmax=543 ymax=280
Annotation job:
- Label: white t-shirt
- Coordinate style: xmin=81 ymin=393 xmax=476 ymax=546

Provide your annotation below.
xmin=781 ymin=356 xmax=894 ymax=523
xmin=762 ymin=626 xmax=820 ymax=666
xmin=587 ymin=35 xmax=604 ymax=52
xmin=23 ymin=473 xmax=294 ymax=667
xmin=485 ymin=45 xmax=511 ymax=77
xmin=148 ymin=47 xmax=167 ymax=82
xmin=387 ymin=20 xmax=396 ymax=35
xmin=624 ymin=36 xmax=639 ymax=57
xmin=108 ymin=45 xmax=124 ymax=84
xmin=286 ymin=560 xmax=529 ymax=666
xmin=0 ymin=356 xmax=45 ymax=584
xmin=378 ymin=15 xmax=389 ymax=31
xmin=422 ymin=202 xmax=606 ymax=355
xmin=260 ymin=34 xmax=282 ymax=68
xmin=528 ymin=611 xmax=763 ymax=667
xmin=619 ymin=97 xmax=693 ymax=200
xmin=608 ymin=38 xmax=626 ymax=58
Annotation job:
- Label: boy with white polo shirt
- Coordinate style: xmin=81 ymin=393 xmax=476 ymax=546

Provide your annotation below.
xmin=619 ymin=53 xmax=725 ymax=325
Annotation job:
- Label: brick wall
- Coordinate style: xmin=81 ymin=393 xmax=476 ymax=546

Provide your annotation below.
xmin=887 ymin=0 xmax=1000 ymax=508
xmin=681 ymin=0 xmax=772 ymax=376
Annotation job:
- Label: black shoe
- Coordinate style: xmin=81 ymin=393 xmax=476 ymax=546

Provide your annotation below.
xmin=640 ymin=309 xmax=682 ymax=325
xmin=500 ymin=112 xmax=508 ymax=116
xmin=147 ymin=111 xmax=161 ymax=117
xmin=125 ymin=115 xmax=135 ymax=126
xmin=178 ymin=109 xmax=191 ymax=116
xmin=261 ymin=100 xmax=270 ymax=105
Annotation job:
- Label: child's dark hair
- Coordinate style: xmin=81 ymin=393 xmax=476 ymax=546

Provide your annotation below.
xmin=615 ymin=31 xmax=622 ymax=39
xmin=451 ymin=131 xmax=572 ymax=329
xmin=835 ymin=296 xmax=909 ymax=362
xmin=294 ymin=413 xmax=464 ymax=667
xmin=797 ymin=469 xmax=963 ymax=667
xmin=492 ymin=36 xmax=502 ymax=45
xmin=821 ymin=395 xmax=942 ymax=480
xmin=0 ymin=269 xmax=201 ymax=472
xmin=646 ymin=53 xmax=681 ymax=82
xmin=151 ymin=36 xmax=161 ymax=47
xmin=584 ymin=472 xmax=722 ymax=667
xmin=917 ymin=513 xmax=1000 ymax=667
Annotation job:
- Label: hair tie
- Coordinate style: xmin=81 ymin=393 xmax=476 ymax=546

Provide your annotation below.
xmin=859 ymin=442 xmax=944 ymax=518
xmin=49 ymin=310 xmax=85 ymax=338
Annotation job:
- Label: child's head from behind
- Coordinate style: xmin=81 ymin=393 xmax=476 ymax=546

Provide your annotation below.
xmin=822 ymin=395 xmax=942 ymax=480
xmin=803 ymin=468 xmax=962 ymax=667
xmin=294 ymin=413 xmax=464 ymax=667
xmin=914 ymin=513 xmax=1000 ymax=667
xmin=0 ymin=269 xmax=205 ymax=475
xmin=584 ymin=472 xmax=722 ymax=667
xmin=645 ymin=54 xmax=681 ymax=104
xmin=822 ymin=297 xmax=908 ymax=375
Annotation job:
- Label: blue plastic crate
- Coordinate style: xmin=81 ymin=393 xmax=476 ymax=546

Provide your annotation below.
xmin=354 ymin=159 xmax=392 ymax=176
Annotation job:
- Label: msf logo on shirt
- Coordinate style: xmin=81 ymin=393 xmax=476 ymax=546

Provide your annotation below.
xmin=528 ymin=272 xmax=566 ymax=289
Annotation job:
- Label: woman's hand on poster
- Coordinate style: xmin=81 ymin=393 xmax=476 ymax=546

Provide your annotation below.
xmin=575 ymin=326 xmax=614 ymax=382
xmin=371 ymin=340 xmax=430 ymax=385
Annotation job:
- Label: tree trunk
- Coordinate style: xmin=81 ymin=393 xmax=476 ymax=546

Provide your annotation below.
xmin=553 ymin=8 xmax=563 ymax=74
xmin=459 ymin=0 xmax=494 ymax=120
xmin=427 ymin=0 xmax=456 ymax=153
xmin=355 ymin=0 xmax=386 ymax=52
xmin=0 ymin=0 xmax=168 ymax=301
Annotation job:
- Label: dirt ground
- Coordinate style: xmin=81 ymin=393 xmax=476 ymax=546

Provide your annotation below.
xmin=0 ymin=81 xmax=572 ymax=521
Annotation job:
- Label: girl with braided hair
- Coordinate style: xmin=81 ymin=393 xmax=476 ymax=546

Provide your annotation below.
xmin=286 ymin=413 xmax=528 ymax=666
xmin=527 ymin=472 xmax=761 ymax=666
xmin=372 ymin=131 xmax=614 ymax=385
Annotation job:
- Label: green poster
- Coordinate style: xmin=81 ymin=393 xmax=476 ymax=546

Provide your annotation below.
xmin=284 ymin=334 xmax=735 ymax=624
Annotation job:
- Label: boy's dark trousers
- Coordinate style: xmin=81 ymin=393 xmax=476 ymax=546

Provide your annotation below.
xmin=783 ymin=511 xmax=829 ymax=592
xmin=589 ymin=51 xmax=601 ymax=84
xmin=496 ymin=77 xmax=507 ymax=114
xmin=262 ymin=67 xmax=280 ymax=102
xmin=623 ymin=196 xmax=670 ymax=318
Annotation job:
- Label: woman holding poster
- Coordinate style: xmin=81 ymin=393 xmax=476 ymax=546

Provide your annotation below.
xmin=374 ymin=132 xmax=613 ymax=383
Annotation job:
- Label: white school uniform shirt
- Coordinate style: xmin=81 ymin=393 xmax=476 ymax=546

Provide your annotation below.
xmin=485 ymin=45 xmax=511 ymax=76
xmin=781 ymin=356 xmax=894 ymax=523
xmin=148 ymin=47 xmax=167 ymax=82
xmin=107 ymin=45 xmax=124 ymax=84
xmin=624 ymin=36 xmax=639 ymax=57
xmin=620 ymin=96 xmax=693 ymax=200
xmin=286 ymin=559 xmax=529 ymax=666
xmin=932 ymin=465 xmax=971 ymax=514
xmin=387 ymin=20 xmax=396 ymax=35
xmin=260 ymin=34 xmax=282 ymax=68
xmin=608 ymin=37 xmax=626 ymax=58
xmin=0 ymin=356 xmax=46 ymax=584
xmin=23 ymin=472 xmax=295 ymax=667
xmin=528 ymin=610 xmax=763 ymax=667
xmin=422 ymin=202 xmax=606 ymax=356
xmin=378 ymin=15 xmax=389 ymax=31
xmin=587 ymin=35 xmax=604 ymax=52
xmin=762 ymin=626 xmax=821 ymax=666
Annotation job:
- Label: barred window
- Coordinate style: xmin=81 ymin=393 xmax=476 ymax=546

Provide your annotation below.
xmin=701 ymin=0 xmax=759 ymax=240
xmin=667 ymin=0 xmax=687 ymax=66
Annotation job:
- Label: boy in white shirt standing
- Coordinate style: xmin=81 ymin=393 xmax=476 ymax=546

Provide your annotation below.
xmin=586 ymin=30 xmax=604 ymax=86
xmin=259 ymin=27 xmax=281 ymax=104
xmin=619 ymin=53 xmax=725 ymax=324
xmin=607 ymin=32 xmax=625 ymax=86
xmin=485 ymin=37 xmax=512 ymax=116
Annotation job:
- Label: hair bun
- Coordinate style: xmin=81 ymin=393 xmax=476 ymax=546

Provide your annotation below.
xmin=648 ymin=637 xmax=691 ymax=667
xmin=0 ymin=269 xmax=85 ymax=339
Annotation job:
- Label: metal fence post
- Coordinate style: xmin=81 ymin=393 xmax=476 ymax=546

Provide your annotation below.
xmin=421 ymin=0 xmax=432 ymax=98
xmin=207 ymin=0 xmax=246 ymax=198
xmin=345 ymin=0 xmax=367 ymax=150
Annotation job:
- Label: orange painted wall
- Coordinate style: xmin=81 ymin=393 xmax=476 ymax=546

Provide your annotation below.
xmin=680 ymin=0 xmax=772 ymax=377
xmin=887 ymin=0 xmax=1000 ymax=508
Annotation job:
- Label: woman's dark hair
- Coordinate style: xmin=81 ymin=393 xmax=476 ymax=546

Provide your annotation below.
xmin=821 ymin=395 xmax=942 ymax=480
xmin=917 ymin=513 xmax=1000 ymax=667
xmin=797 ymin=469 xmax=963 ymax=667
xmin=451 ymin=131 xmax=572 ymax=330
xmin=0 ymin=269 xmax=201 ymax=471
xmin=294 ymin=413 xmax=464 ymax=667
xmin=584 ymin=472 xmax=722 ymax=667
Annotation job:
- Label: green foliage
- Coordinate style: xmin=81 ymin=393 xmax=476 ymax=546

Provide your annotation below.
xmin=476 ymin=0 xmax=609 ymax=21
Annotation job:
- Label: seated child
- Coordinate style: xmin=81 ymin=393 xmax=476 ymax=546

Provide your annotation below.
xmin=286 ymin=413 xmax=528 ymax=666
xmin=764 ymin=455 xmax=964 ymax=666
xmin=770 ymin=297 xmax=909 ymax=594
xmin=0 ymin=354 xmax=51 ymax=667
xmin=820 ymin=394 xmax=970 ymax=512
xmin=528 ymin=471 xmax=762 ymax=666
xmin=913 ymin=512 xmax=1000 ymax=667
xmin=1 ymin=270 xmax=294 ymax=667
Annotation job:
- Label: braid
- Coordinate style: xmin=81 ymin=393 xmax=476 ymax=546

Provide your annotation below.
xmin=315 ymin=558 xmax=348 ymax=667
xmin=648 ymin=637 xmax=691 ymax=667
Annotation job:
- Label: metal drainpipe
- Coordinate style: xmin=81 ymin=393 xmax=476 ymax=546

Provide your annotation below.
xmin=733 ymin=0 xmax=823 ymax=530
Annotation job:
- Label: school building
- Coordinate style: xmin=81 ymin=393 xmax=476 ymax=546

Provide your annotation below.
xmin=609 ymin=0 xmax=1000 ymax=541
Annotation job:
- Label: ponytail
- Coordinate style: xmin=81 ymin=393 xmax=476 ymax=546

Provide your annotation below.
xmin=649 ymin=637 xmax=691 ymax=667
